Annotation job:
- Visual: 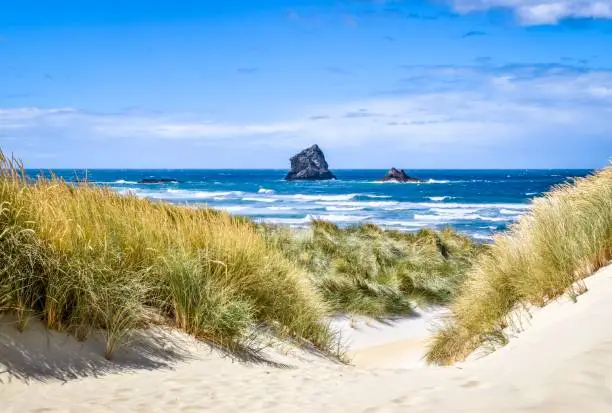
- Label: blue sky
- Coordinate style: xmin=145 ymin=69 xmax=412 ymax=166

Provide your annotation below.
xmin=1 ymin=0 xmax=611 ymax=168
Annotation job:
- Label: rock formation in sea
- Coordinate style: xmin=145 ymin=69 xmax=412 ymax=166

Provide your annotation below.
xmin=285 ymin=145 xmax=336 ymax=181
xmin=381 ymin=168 xmax=422 ymax=183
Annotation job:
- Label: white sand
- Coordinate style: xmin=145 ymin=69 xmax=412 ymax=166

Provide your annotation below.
xmin=2 ymin=264 xmax=612 ymax=412
xmin=330 ymin=308 xmax=448 ymax=368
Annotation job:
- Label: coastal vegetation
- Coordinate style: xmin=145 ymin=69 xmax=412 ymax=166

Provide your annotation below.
xmin=0 ymin=151 xmax=483 ymax=359
xmin=426 ymin=166 xmax=612 ymax=365
xmin=260 ymin=221 xmax=482 ymax=317
xmin=0 ymin=153 xmax=332 ymax=358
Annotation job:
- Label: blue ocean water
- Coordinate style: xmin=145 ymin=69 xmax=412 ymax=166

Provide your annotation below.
xmin=28 ymin=169 xmax=592 ymax=241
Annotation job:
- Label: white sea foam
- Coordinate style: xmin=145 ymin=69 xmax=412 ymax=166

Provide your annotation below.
xmin=114 ymin=180 xmax=138 ymax=185
xmin=310 ymin=214 xmax=371 ymax=223
xmin=259 ymin=217 xmax=310 ymax=226
xmin=219 ymin=206 xmax=249 ymax=212
xmin=317 ymin=201 xmax=399 ymax=208
xmin=414 ymin=213 xmax=510 ymax=223
xmin=122 ymin=187 xmax=532 ymax=218
xmin=132 ymin=189 xmax=245 ymax=200
xmin=109 ymin=181 xmax=532 ymax=237
xmin=414 ymin=214 xmax=468 ymax=222
xmin=428 ymin=208 xmax=480 ymax=215
xmin=193 ymin=191 xmax=243 ymax=199
xmin=376 ymin=220 xmax=429 ymax=228
xmin=117 ymin=188 xmax=138 ymax=196
xmin=325 ymin=206 xmax=366 ymax=212
xmin=286 ymin=194 xmax=359 ymax=202
xmin=265 ymin=206 xmax=297 ymax=211
xmin=471 ymin=233 xmax=494 ymax=241
xmin=411 ymin=202 xmax=531 ymax=210
xmin=242 ymin=197 xmax=277 ymax=203
xmin=368 ymin=180 xmax=401 ymax=184
xmin=364 ymin=179 xmax=453 ymax=184
xmin=311 ymin=201 xmax=531 ymax=212
xmin=500 ymin=208 xmax=525 ymax=215
xmin=261 ymin=214 xmax=371 ymax=226
xmin=266 ymin=205 xmax=322 ymax=211
xmin=166 ymin=189 xmax=231 ymax=197
xmin=385 ymin=202 xmax=531 ymax=212
xmin=364 ymin=194 xmax=392 ymax=199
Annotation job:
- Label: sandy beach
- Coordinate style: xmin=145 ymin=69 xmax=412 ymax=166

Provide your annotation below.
xmin=1 ymin=265 xmax=611 ymax=412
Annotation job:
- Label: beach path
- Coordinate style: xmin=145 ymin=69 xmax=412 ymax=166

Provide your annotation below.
xmin=2 ymin=265 xmax=612 ymax=412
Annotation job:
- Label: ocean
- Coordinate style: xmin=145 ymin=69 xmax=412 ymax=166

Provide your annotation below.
xmin=28 ymin=169 xmax=592 ymax=241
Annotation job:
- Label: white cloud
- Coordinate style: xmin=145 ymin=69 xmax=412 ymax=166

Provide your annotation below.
xmin=293 ymin=65 xmax=612 ymax=149
xmin=1 ymin=64 xmax=611 ymax=159
xmin=446 ymin=0 xmax=612 ymax=24
xmin=0 ymin=108 xmax=301 ymax=140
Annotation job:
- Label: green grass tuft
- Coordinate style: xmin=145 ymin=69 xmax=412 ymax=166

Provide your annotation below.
xmin=260 ymin=221 xmax=483 ymax=318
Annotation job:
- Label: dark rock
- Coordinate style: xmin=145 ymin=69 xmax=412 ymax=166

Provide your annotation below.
xmin=138 ymin=178 xmax=179 ymax=184
xmin=381 ymin=168 xmax=423 ymax=183
xmin=285 ymin=145 xmax=336 ymax=181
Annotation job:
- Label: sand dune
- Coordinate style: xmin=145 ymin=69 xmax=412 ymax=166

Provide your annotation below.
xmin=2 ymin=265 xmax=612 ymax=412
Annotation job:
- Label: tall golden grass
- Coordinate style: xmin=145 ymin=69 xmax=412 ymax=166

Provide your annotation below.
xmin=0 ymin=153 xmax=332 ymax=358
xmin=260 ymin=221 xmax=482 ymax=317
xmin=426 ymin=166 xmax=612 ymax=365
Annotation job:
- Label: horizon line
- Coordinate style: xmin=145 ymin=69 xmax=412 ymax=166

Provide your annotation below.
xmin=23 ymin=167 xmax=598 ymax=171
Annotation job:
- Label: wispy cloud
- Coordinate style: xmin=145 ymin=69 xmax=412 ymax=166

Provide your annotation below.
xmin=0 ymin=108 xmax=301 ymax=141
xmin=2 ymin=63 xmax=611 ymax=166
xmin=445 ymin=0 xmax=612 ymax=25
xmin=343 ymin=109 xmax=386 ymax=118
xmin=309 ymin=115 xmax=330 ymax=120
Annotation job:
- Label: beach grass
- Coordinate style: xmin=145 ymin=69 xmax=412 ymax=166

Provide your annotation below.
xmin=260 ymin=221 xmax=483 ymax=318
xmin=0 ymin=150 xmax=485 ymax=359
xmin=0 ymin=152 xmax=332 ymax=358
xmin=426 ymin=166 xmax=612 ymax=365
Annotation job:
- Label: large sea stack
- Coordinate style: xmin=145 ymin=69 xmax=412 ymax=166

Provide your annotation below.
xmin=381 ymin=168 xmax=423 ymax=183
xmin=285 ymin=145 xmax=336 ymax=181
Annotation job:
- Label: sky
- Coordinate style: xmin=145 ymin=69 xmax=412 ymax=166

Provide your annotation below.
xmin=1 ymin=0 xmax=612 ymax=169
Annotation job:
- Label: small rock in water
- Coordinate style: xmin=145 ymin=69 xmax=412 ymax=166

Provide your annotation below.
xmin=381 ymin=168 xmax=423 ymax=183
xmin=285 ymin=144 xmax=336 ymax=181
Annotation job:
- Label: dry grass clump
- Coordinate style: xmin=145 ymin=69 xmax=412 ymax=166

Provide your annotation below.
xmin=0 ymin=153 xmax=332 ymax=358
xmin=261 ymin=221 xmax=483 ymax=318
xmin=426 ymin=167 xmax=612 ymax=365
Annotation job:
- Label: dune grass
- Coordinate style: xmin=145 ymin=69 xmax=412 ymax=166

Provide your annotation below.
xmin=260 ymin=221 xmax=483 ymax=318
xmin=0 ymin=153 xmax=332 ymax=358
xmin=426 ymin=166 xmax=612 ymax=365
